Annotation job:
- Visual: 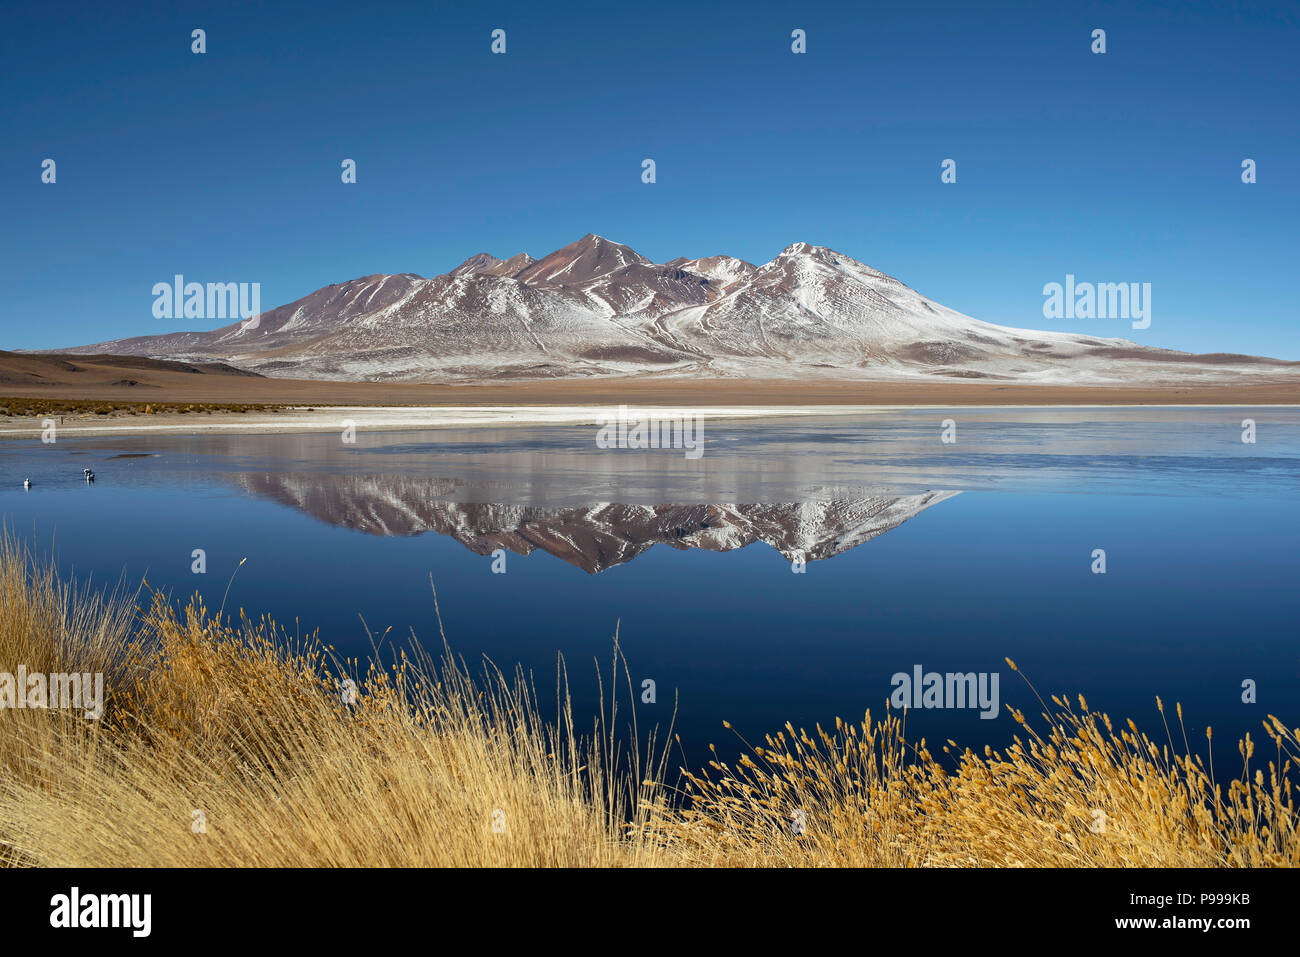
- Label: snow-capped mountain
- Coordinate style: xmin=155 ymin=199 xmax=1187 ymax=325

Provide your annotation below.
xmin=56 ymin=235 xmax=1299 ymax=384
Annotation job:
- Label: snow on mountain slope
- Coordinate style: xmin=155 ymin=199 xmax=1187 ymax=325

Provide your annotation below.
xmin=450 ymin=252 xmax=538 ymax=278
xmin=652 ymin=243 xmax=1101 ymax=377
xmin=51 ymin=235 xmax=1300 ymax=385
xmin=512 ymin=234 xmax=649 ymax=286
xmin=665 ymin=255 xmax=757 ymax=294
xmin=284 ymin=271 xmax=698 ymax=380
xmin=449 ymin=253 xmax=501 ymax=277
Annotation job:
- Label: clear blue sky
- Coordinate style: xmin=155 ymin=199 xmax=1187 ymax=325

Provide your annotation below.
xmin=2 ymin=0 xmax=1296 ymax=357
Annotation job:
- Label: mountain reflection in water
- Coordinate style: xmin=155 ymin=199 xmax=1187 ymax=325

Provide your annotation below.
xmin=230 ymin=471 xmax=957 ymax=573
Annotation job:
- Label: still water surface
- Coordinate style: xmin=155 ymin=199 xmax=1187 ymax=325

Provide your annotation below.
xmin=2 ymin=407 xmax=1296 ymax=768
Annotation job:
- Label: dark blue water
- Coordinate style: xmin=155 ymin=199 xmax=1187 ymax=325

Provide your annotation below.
xmin=2 ymin=408 xmax=1297 ymax=771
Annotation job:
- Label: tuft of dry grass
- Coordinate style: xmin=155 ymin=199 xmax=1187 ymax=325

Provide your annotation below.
xmin=654 ymin=663 xmax=1298 ymax=866
xmin=0 ymin=535 xmax=1294 ymax=867
xmin=0 ymin=536 xmax=668 ymax=866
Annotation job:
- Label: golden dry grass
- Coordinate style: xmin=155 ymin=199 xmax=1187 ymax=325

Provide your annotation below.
xmin=658 ymin=679 xmax=1298 ymax=866
xmin=0 ymin=534 xmax=1295 ymax=867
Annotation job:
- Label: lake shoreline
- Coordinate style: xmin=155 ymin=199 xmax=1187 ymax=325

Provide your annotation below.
xmin=3 ymin=401 xmax=1299 ymax=438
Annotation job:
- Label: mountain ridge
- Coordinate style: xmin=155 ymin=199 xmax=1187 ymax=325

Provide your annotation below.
xmin=47 ymin=235 xmax=1300 ymax=386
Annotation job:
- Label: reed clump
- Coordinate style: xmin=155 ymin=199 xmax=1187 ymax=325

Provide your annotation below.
xmin=655 ymin=672 xmax=1297 ymax=866
xmin=0 ymin=535 xmax=1294 ymax=867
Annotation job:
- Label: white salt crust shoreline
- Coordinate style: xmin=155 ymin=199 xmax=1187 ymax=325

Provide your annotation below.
xmin=0 ymin=403 xmax=1294 ymax=438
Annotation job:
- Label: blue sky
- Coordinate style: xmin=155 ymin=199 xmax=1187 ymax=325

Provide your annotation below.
xmin=2 ymin=0 xmax=1296 ymax=357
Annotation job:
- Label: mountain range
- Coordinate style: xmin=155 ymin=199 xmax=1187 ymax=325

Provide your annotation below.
xmin=56 ymin=235 xmax=1299 ymax=385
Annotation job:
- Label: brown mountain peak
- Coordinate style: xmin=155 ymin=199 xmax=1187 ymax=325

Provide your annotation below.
xmin=513 ymin=234 xmax=649 ymax=286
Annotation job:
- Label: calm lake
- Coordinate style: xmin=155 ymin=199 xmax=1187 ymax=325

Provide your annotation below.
xmin=3 ymin=407 xmax=1297 ymax=770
